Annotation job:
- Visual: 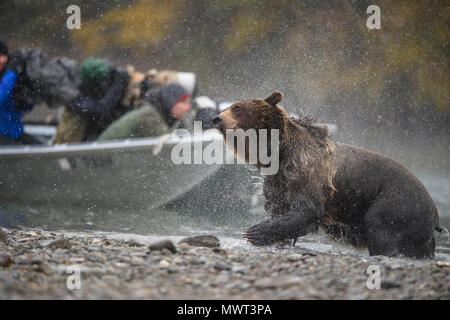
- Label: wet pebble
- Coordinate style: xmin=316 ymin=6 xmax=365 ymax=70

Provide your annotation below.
xmin=287 ymin=253 xmax=303 ymax=262
xmin=436 ymin=261 xmax=450 ymax=268
xmin=381 ymin=280 xmax=401 ymax=289
xmin=20 ymin=258 xmax=44 ymax=265
xmin=179 ymin=235 xmax=220 ymax=248
xmin=0 ymin=253 xmax=12 ymax=268
xmin=42 ymin=239 xmax=72 ymax=249
xmin=17 ymin=237 xmax=35 ymax=243
xmin=159 ymin=259 xmax=171 ymax=266
xmin=149 ymin=240 xmax=177 ymax=254
xmin=69 ymin=257 xmax=85 ymax=263
xmin=254 ymin=276 xmax=303 ymax=289
xmin=130 ymin=257 xmax=145 ymax=265
xmin=0 ymin=229 xmax=7 ymax=244
xmin=127 ymin=240 xmax=144 ymax=247
xmin=214 ymin=262 xmax=232 ymax=271
xmin=232 ymin=265 xmax=249 ymax=274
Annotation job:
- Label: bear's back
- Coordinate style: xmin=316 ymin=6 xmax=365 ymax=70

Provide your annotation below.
xmin=329 ymin=142 xmax=439 ymax=229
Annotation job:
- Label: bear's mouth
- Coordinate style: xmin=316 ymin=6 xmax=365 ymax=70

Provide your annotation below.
xmin=213 ymin=122 xmax=227 ymax=134
xmin=216 ymin=125 xmax=240 ymax=135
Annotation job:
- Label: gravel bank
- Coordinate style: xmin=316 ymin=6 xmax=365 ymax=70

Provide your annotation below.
xmin=0 ymin=228 xmax=449 ymax=299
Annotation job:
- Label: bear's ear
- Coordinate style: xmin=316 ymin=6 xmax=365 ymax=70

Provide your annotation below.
xmin=264 ymin=91 xmax=283 ymax=106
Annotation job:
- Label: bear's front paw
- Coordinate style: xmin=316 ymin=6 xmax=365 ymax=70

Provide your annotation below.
xmin=242 ymin=221 xmax=278 ymax=246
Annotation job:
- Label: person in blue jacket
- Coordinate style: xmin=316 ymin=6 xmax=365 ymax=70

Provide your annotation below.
xmin=0 ymin=39 xmax=39 ymax=145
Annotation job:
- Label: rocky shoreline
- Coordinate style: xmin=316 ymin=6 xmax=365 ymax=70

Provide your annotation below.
xmin=0 ymin=228 xmax=449 ymax=299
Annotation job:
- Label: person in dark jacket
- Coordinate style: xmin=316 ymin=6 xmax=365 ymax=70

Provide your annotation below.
xmin=63 ymin=57 xmax=129 ymax=141
xmin=146 ymin=82 xmax=192 ymax=128
xmin=0 ymin=39 xmax=39 ymax=145
xmin=98 ymin=83 xmax=192 ymax=140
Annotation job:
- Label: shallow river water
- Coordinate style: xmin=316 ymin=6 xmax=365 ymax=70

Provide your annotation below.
xmin=1 ymin=168 xmax=449 ymax=262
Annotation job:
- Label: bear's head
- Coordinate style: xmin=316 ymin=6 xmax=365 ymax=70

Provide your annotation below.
xmin=212 ymin=92 xmax=287 ymax=172
xmin=212 ymin=92 xmax=287 ymax=133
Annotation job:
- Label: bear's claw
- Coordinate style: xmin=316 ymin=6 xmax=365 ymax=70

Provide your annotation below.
xmin=242 ymin=221 xmax=278 ymax=246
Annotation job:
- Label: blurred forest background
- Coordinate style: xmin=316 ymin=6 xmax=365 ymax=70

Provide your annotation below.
xmin=1 ymin=0 xmax=449 ymax=166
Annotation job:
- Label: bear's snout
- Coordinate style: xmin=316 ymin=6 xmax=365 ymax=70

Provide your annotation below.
xmin=212 ymin=115 xmax=223 ymax=128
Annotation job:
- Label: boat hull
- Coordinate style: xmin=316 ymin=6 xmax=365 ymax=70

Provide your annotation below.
xmin=0 ymin=133 xmax=261 ymax=217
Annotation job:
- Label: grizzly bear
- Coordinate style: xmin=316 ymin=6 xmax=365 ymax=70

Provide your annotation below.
xmin=212 ymin=92 xmax=441 ymax=258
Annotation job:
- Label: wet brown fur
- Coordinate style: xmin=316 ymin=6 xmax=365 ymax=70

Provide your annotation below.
xmin=215 ymin=91 xmax=440 ymax=258
xmin=219 ymin=93 xmax=336 ymax=202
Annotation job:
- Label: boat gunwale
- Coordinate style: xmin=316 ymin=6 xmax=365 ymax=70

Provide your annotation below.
xmin=0 ymin=131 xmax=224 ymax=157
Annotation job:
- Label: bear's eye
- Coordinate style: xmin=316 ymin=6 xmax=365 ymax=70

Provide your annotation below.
xmin=232 ymin=106 xmax=241 ymax=113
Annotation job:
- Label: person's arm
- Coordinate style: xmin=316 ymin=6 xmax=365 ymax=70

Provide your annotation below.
xmin=67 ymin=70 xmax=129 ymax=120
xmin=0 ymin=70 xmax=18 ymax=107
xmin=0 ymin=119 xmax=23 ymax=138
xmin=0 ymin=70 xmax=27 ymax=138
